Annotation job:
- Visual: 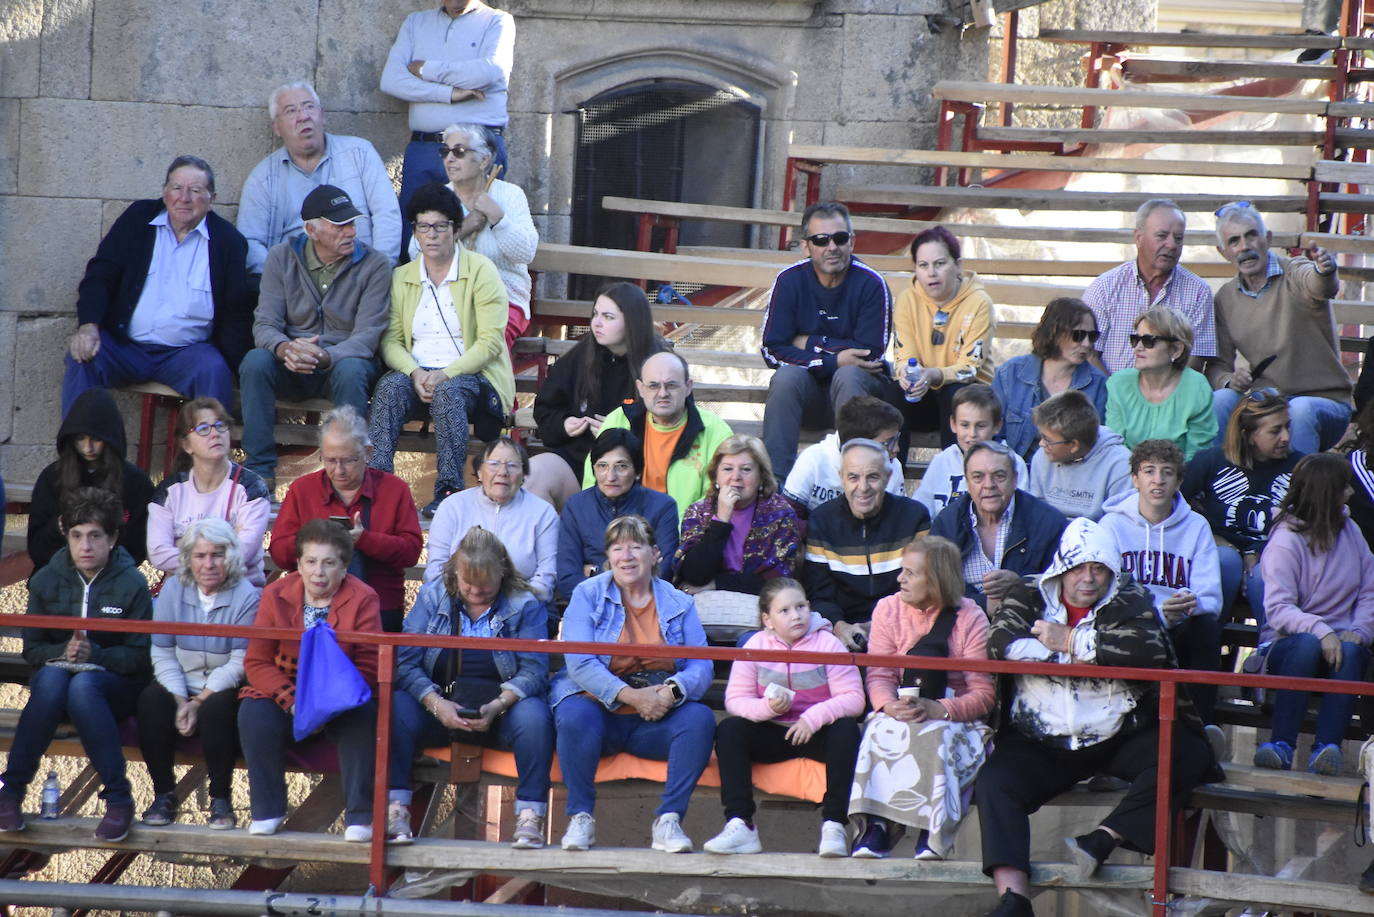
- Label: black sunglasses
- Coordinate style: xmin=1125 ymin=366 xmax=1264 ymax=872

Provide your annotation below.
xmin=438 ymin=144 xmax=471 ymax=159
xmin=1129 ymin=333 xmax=1180 ymax=349
xmin=805 ymin=231 xmax=853 ymax=248
xmin=1068 ymin=329 xmax=1101 ymax=344
xmin=1245 ymin=387 xmax=1284 ymax=403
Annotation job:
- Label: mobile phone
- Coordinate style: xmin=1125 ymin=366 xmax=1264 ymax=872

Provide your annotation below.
xmin=455 ymin=707 xmax=482 ymax=719
xmin=328 ymin=515 xmax=351 ymax=528
xmin=851 ymin=631 xmax=868 ymax=652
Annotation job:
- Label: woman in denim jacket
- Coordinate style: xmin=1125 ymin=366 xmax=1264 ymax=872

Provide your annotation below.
xmin=388 ymin=527 xmax=554 ymax=848
xmin=550 ymin=515 xmax=715 ymax=853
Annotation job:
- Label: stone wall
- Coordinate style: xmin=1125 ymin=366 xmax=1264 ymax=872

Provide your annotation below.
xmin=0 ymin=0 xmax=991 ymax=481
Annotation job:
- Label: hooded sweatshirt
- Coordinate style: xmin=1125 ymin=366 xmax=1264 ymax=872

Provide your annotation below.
xmin=893 ymin=272 xmax=995 ymax=385
xmin=1098 ymin=489 xmax=1222 ymax=621
xmin=1027 ymin=426 xmax=1133 ymax=522
xmin=1260 ymin=512 xmax=1374 ymax=646
xmin=27 ymin=388 xmax=155 ymax=570
xmin=990 ymin=517 xmax=1183 ymax=749
xmin=724 ymin=613 xmax=865 ymax=731
xmin=914 ymin=442 xmax=1028 ymax=518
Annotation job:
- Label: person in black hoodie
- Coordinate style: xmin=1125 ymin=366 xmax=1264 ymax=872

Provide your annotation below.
xmin=0 ymin=488 xmax=152 ymax=843
xmin=526 ymin=281 xmax=668 ymax=511
xmin=27 ymin=388 xmax=154 ymax=571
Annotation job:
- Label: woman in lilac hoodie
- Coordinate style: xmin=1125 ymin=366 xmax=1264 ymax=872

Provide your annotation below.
xmin=703 ymin=578 xmax=864 ymax=858
xmin=1256 ymin=453 xmax=1374 ymax=776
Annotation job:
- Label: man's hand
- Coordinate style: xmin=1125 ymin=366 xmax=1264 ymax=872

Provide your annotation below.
xmin=347 ymin=511 xmax=364 ymax=544
xmin=784 ymin=719 xmax=816 ymax=745
xmin=407 ymin=60 xmax=426 ymax=78
xmin=836 ymin=348 xmax=884 ymax=374
xmin=1031 ymin=619 xmax=1073 ymax=655
xmin=450 ymin=87 xmax=486 ymax=104
xmin=1320 ymin=632 xmax=1343 ymax=669
xmin=1306 ymin=244 xmax=1336 ymax=275
xmin=833 ymin=620 xmax=870 ymax=652
xmin=69 ymin=324 xmax=101 ymax=362
xmin=410 ymin=368 xmax=448 ymax=403
xmin=1160 ymin=590 xmax=1197 ymax=625
xmin=618 ymin=685 xmax=673 ymax=722
xmin=583 ymin=563 xmax=600 ymax=578
xmin=279 ymin=336 xmax=328 ymax=374
xmin=1226 ymin=367 xmax=1254 ymax=392
xmin=898 ymin=366 xmax=937 ymax=399
xmin=982 ymin=569 xmax=1021 ymax=601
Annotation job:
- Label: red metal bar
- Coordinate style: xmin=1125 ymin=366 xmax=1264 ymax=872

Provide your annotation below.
xmin=663 ymin=220 xmax=680 ymax=255
xmin=1151 ymin=680 xmax=1177 ymax=917
xmin=779 ymin=156 xmax=800 ymax=249
xmin=634 ymin=212 xmax=654 ymax=253
xmin=136 ymin=393 xmax=156 ymax=472
xmin=999 ymin=10 xmax=1020 ymax=127
xmin=162 ymin=397 xmax=179 ymax=479
xmin=370 ymin=644 xmax=395 ymax=895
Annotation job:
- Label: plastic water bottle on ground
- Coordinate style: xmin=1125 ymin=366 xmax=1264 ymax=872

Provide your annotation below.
xmin=40 ymin=771 xmax=60 ymax=819
xmin=904 ymin=357 xmax=924 ymax=403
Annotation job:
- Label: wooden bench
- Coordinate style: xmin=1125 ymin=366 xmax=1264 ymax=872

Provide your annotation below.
xmin=974 ymin=125 xmax=1374 ymax=150
xmin=932 ymin=79 xmax=1361 ymax=118
xmin=832 ymin=184 xmax=1312 ymax=214
xmin=1117 ymin=56 xmax=1338 ymax=84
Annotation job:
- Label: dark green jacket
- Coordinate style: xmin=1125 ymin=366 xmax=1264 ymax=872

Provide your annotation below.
xmin=24 ymin=546 xmax=153 ymax=678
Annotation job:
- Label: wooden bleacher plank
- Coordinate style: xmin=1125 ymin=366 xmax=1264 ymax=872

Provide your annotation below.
xmin=1034 ymin=29 xmax=1341 ymax=51
xmin=834 ymin=184 xmax=1309 ymax=213
xmin=1315 ymin=158 xmax=1374 ymax=184
xmin=1218 ymin=762 xmax=1363 ymax=802
xmin=1318 ymin=190 xmax=1374 ymax=212
xmin=531 ymin=242 xmax=780 ymax=289
xmin=789 ymin=144 xmax=1312 ymax=181
xmin=933 ymin=80 xmax=1333 ymax=116
xmin=532 ymin=296 xmax=763 ymax=327
xmin=1170 ymin=867 xmax=1374 ymax=915
xmin=976 ymin=126 xmax=1331 ymax=147
xmin=1120 ymin=56 xmax=1337 ymax=82
xmin=1346 ymin=35 xmax=1374 ymax=51
xmin=1329 ymin=99 xmax=1374 ymax=118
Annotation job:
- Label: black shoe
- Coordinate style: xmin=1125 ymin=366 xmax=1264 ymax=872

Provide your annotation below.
xmin=0 ymin=792 xmax=25 ymax=832
xmin=95 ymin=803 xmax=134 ymax=842
xmin=851 ymin=818 xmax=891 ymax=858
xmin=422 ymin=487 xmax=459 ymax=518
xmin=985 ymin=890 xmax=1034 ymax=917
xmin=1065 ymin=828 xmax=1117 ymax=880
xmin=140 ymin=792 xmax=177 ymax=827
xmin=1360 ymin=857 xmax=1374 ymax=894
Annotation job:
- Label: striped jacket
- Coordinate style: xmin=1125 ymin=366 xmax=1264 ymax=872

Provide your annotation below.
xmin=803 ymin=493 xmax=930 ymax=624
xmin=724 ymin=616 xmax=865 ymax=730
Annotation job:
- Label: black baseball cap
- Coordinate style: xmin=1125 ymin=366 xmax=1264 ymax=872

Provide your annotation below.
xmin=300 ymin=185 xmax=362 ymax=224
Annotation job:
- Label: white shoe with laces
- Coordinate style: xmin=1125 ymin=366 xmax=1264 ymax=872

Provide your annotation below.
xmin=818 ymin=820 xmax=849 ymax=858
xmin=512 ymin=808 xmax=546 ymax=849
xmin=561 ymin=812 xmax=596 ymax=851
xmin=703 ymin=817 xmax=762 ymax=854
xmin=650 ymin=812 xmax=693 ymax=853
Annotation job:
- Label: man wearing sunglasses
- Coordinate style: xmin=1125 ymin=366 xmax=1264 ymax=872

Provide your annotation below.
xmin=238 ymin=82 xmax=401 ymax=275
xmin=1083 ymin=199 xmax=1216 ymax=376
xmin=1208 ymin=202 xmax=1350 ymax=456
xmin=761 ymin=202 xmax=896 ymax=481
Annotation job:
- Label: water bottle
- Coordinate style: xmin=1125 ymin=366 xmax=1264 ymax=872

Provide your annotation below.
xmin=904 ymin=357 xmax=924 ymax=403
xmin=40 ymin=771 xmax=60 ymax=819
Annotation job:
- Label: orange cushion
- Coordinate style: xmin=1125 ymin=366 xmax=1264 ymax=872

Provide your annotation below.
xmin=422 ymin=746 xmax=825 ymax=803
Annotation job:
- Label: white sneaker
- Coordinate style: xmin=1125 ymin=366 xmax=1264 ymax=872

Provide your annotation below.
xmin=818 ymin=820 xmax=848 ymax=858
xmin=703 ymin=817 xmax=762 ymax=854
xmin=344 ymin=823 xmax=372 ymax=843
xmin=651 ymin=812 xmax=693 ymax=853
xmin=248 ymin=816 xmax=284 ymax=836
xmin=512 ymin=808 xmax=546 ymax=849
xmin=561 ymin=812 xmax=596 ymax=851
xmin=387 ymin=801 xmax=414 ymax=845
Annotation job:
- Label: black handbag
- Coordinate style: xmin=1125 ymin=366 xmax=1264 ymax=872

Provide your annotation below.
xmin=901 ymin=606 xmax=959 ymax=700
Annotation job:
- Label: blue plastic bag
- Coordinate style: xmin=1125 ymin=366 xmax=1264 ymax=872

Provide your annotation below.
xmin=293 ymin=618 xmax=372 ymax=741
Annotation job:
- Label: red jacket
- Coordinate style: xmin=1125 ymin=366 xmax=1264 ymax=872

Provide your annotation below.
xmin=270 ymin=468 xmax=422 ymax=611
xmin=241 ymin=572 xmax=381 ymax=712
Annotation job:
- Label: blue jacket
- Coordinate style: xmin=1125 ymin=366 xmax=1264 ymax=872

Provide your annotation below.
xmin=556 ymin=483 xmax=679 ymax=601
xmin=759 ymin=257 xmax=892 ymax=378
xmin=992 ymin=354 xmax=1109 ymax=460
xmin=395 ymin=577 xmax=549 ymax=703
xmin=930 ymin=490 xmax=1069 ymax=608
xmin=549 ymin=572 xmax=712 ymax=710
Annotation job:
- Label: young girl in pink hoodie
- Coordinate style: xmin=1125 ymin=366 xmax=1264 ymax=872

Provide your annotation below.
xmin=703 ymin=578 xmax=865 ymax=857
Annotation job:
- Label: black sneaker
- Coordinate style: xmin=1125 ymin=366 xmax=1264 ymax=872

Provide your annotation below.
xmin=422 ymin=487 xmax=459 ymax=518
xmin=95 ymin=803 xmax=134 ymax=842
xmin=986 ymin=890 xmax=1034 ymax=916
xmin=1360 ymin=857 xmax=1374 ymax=895
xmin=852 ymin=818 xmax=891 ymax=858
xmin=0 ymin=792 xmax=25 ymax=832
xmin=1065 ymin=828 xmax=1117 ymax=880
xmin=141 ymin=792 xmax=177 ymax=826
xmin=207 ymin=797 xmax=236 ymax=830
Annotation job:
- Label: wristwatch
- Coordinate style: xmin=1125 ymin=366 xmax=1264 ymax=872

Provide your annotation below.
xmin=668 ymin=681 xmax=685 ymax=704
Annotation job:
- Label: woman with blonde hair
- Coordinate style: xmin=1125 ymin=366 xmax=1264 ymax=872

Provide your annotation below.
xmin=1105 ymin=306 xmax=1216 ymax=460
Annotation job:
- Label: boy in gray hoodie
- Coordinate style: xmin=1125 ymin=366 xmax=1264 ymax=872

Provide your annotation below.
xmin=1027 ymin=391 xmax=1132 ymax=521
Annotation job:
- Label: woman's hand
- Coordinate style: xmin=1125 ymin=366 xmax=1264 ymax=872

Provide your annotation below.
xmin=464 ymin=698 xmax=507 ymax=733
xmin=907 ymin=698 xmax=948 ymax=724
xmin=784 ymin=719 xmax=816 ymax=745
xmin=1320 ymin=632 xmax=1344 ymax=669
xmin=883 ymin=696 xmax=920 ymax=722
xmin=175 ymin=696 xmax=200 ymax=736
xmin=469 ymin=190 xmax=505 ymax=226
xmin=426 ymin=694 xmax=472 ymax=731
xmin=563 ymin=415 xmax=592 ymax=438
xmin=410 ymin=368 xmax=447 ymax=404
xmin=1338 ymin=629 xmax=1366 ymax=647
xmin=715 ymin=485 xmax=743 ymax=523
xmin=65 ymin=633 xmax=92 ymax=664
xmin=618 ymin=685 xmax=672 ymax=721
xmin=586 ymin=414 xmax=606 ymax=436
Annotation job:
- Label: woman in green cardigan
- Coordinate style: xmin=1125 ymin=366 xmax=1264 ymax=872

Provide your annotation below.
xmin=368 ymin=182 xmax=515 ymax=517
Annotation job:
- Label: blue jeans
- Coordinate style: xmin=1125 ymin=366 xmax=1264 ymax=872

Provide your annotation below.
xmin=237 ymin=696 xmax=378 ymax=826
xmin=1266 ymin=633 xmax=1372 ymax=747
xmin=553 ymin=694 xmax=716 ymax=817
xmin=762 ymin=364 xmax=904 ymax=482
xmin=388 ymin=689 xmax=553 ymax=814
xmin=1213 ymin=388 xmax=1351 ymax=456
xmin=237 ymin=347 xmax=378 ymax=479
xmin=62 ymin=330 xmax=233 ymax=418
xmin=0 ymin=666 xmax=142 ymax=806
xmin=398 ymin=133 xmax=510 ymax=256
xmin=1217 ymin=543 xmax=1267 ymax=630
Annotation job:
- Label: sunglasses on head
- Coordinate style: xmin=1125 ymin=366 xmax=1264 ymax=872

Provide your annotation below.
xmin=1068 ymin=329 xmax=1101 ymax=344
xmin=1245 ymin=387 xmax=1284 ymax=403
xmin=1129 ymin=333 xmax=1180 ymax=349
xmin=805 ymin=231 xmax=852 ymax=248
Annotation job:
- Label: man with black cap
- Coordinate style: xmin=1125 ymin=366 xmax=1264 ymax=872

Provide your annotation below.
xmin=237 ymin=185 xmax=392 ymax=487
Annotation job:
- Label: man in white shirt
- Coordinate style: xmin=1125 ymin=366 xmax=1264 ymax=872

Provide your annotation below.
xmin=62 ymin=155 xmax=252 ymax=417
xmin=237 ymin=81 xmax=402 ymax=274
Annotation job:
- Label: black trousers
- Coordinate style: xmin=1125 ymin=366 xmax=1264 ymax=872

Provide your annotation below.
xmin=136 ymin=680 xmax=241 ymax=799
xmin=976 ymin=724 xmax=1214 ymax=876
xmin=714 ymin=715 xmax=861 ymax=824
xmin=1170 ymin=614 xmax=1222 ymax=724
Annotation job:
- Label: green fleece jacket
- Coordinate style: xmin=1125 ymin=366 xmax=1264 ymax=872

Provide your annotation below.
xmin=24 ymin=546 xmax=153 ymax=678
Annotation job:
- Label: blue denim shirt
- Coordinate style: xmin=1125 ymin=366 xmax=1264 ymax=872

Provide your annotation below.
xmin=395 ymin=577 xmax=549 ymax=704
xmin=992 ymin=354 xmax=1109 ymax=459
xmin=549 ymin=572 xmax=712 ymax=710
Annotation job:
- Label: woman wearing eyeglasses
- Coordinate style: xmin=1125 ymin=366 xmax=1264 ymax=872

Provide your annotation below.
xmin=405 ymin=124 xmax=538 ymax=355
xmin=993 ymin=297 xmax=1108 ymax=460
xmin=893 ymin=226 xmax=995 ymax=447
xmin=424 ymin=436 xmax=560 ymax=603
xmin=1105 ymin=307 xmax=1217 ymax=461
xmin=368 ymin=182 xmax=515 ymax=517
xmin=147 ymin=397 xmax=272 ymax=587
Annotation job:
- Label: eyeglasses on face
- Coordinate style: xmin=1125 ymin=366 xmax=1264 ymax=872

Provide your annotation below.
xmin=1129 ymin=333 xmax=1180 ymax=349
xmin=482 ymin=460 xmax=522 ymax=473
xmin=643 ymin=380 xmax=683 ymax=393
xmin=412 ymin=220 xmax=454 ymax=236
xmin=192 ymin=421 xmax=229 ymax=437
xmin=805 ymin=231 xmax=853 ymax=248
xmin=1039 ymin=433 xmax=1071 ymax=447
xmin=1068 ymin=329 xmax=1101 ymax=344
xmin=592 ymin=461 xmax=634 ymax=475
xmin=438 ymin=145 xmax=471 ymax=159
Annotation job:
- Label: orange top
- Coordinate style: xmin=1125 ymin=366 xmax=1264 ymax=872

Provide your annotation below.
xmin=641 ymin=417 xmax=686 ymax=494
xmin=609 ymin=596 xmax=673 ymax=677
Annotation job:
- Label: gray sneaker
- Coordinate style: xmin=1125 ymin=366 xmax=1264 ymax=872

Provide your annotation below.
xmin=511 ymin=808 xmax=545 ymax=849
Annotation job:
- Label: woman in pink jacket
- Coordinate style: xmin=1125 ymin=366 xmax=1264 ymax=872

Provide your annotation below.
xmin=850 ymin=535 xmax=995 ymax=861
xmin=702 ymin=577 xmax=865 ymax=858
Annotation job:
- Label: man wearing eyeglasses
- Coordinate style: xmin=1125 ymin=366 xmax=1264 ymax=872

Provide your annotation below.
xmin=1082 ymin=199 xmax=1216 ymax=376
xmin=1208 ymin=202 xmax=1350 ymax=456
xmin=761 ymin=202 xmax=895 ymax=481
xmin=238 ymin=82 xmax=401 ymax=274
xmin=238 ymin=186 xmax=392 ymax=488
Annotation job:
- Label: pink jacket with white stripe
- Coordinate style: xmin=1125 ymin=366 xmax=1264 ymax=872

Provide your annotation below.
xmin=724 ymin=616 xmax=866 ymax=731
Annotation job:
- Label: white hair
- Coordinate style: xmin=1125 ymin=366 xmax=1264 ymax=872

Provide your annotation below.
xmin=442 ymin=123 xmax=494 ymax=162
xmin=176 ymin=518 xmax=246 ymax=589
xmin=839 ymin=437 xmax=891 ymax=467
xmin=269 ymin=81 xmax=321 ymax=120
xmin=1134 ymin=198 xmax=1184 ymax=232
xmin=319 ymin=404 xmax=371 ymax=451
xmin=1213 ymin=203 xmax=1267 ymax=245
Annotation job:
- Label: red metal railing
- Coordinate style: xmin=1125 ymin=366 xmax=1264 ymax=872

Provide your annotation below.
xmin=3 ymin=610 xmax=1370 ymax=914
